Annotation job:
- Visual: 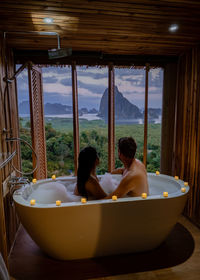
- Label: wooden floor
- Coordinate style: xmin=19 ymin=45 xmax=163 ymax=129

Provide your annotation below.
xmin=9 ymin=215 xmax=200 ymax=280
xmin=92 ymin=216 xmax=200 ymax=280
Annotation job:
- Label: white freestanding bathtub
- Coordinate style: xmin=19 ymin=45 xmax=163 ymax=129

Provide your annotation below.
xmin=13 ymin=173 xmax=189 ymax=260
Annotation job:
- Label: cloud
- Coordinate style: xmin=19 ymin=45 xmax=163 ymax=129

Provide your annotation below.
xmin=43 ymin=83 xmax=72 ymax=96
xmin=77 ymin=67 xmax=107 ymax=75
xmin=77 ymin=75 xmax=108 ymax=87
xmin=78 ymin=88 xmax=101 ymax=98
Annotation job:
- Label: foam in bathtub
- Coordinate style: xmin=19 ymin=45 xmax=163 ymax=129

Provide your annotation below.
xmin=28 ymin=181 xmax=80 ymax=204
xmin=99 ymin=173 xmax=119 ymax=194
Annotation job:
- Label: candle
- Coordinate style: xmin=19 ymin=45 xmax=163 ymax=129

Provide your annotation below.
xmin=52 ymin=174 xmax=56 ymax=180
xmin=30 ymin=199 xmax=36 ymax=205
xmin=163 ymin=192 xmax=168 ymax=197
xmin=141 ymin=193 xmax=147 ymax=199
xmin=32 ymin=178 xmax=37 ymax=184
xmin=156 ymin=171 xmax=160 ymax=175
xmin=184 ymin=182 xmax=188 ymax=186
xmin=81 ymin=198 xmax=87 ymax=203
xmin=174 ymin=176 xmax=179 ymax=180
xmin=181 ymin=187 xmax=186 ymax=193
xmin=112 ymin=195 xmax=117 ymax=201
xmin=56 ymin=200 xmax=61 ymax=206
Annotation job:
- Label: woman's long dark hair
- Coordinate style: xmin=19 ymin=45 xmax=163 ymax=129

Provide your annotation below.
xmin=77 ymin=146 xmax=98 ymax=198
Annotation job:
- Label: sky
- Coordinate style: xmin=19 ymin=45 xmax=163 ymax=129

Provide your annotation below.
xmin=17 ymin=66 xmax=163 ymax=110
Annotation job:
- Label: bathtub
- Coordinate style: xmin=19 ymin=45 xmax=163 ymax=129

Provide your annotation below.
xmin=13 ymin=173 xmax=189 ymax=260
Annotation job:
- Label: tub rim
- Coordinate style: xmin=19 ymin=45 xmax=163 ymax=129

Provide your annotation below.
xmin=13 ymin=173 xmax=189 ymax=209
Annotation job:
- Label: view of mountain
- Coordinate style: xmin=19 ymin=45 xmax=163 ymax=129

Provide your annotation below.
xmin=19 ymin=86 xmax=162 ymax=120
xmin=98 ymin=86 xmax=143 ymax=120
xmin=18 ymin=101 xmax=98 ymax=116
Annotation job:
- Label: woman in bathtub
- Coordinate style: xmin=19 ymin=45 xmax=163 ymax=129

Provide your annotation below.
xmin=74 ymin=146 xmax=107 ymax=199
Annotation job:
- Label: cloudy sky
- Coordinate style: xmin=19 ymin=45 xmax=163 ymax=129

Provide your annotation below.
xmin=17 ymin=66 xmax=163 ymax=110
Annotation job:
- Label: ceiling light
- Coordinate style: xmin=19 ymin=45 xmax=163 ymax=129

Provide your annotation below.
xmin=43 ymin=17 xmax=54 ymax=24
xmin=169 ymin=24 xmax=179 ymax=32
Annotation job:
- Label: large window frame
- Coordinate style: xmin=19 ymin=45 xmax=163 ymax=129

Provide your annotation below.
xmin=17 ymin=60 xmax=163 ymax=178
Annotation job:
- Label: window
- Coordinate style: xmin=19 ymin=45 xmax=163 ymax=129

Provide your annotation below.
xmin=16 ymin=62 xmax=163 ymax=178
xmin=77 ymin=66 xmax=108 ymax=174
xmin=42 ymin=66 xmax=74 ymax=177
xmin=114 ymin=67 xmax=145 ymax=168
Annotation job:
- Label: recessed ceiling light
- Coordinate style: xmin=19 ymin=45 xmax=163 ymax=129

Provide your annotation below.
xmin=169 ymin=24 xmax=179 ymax=32
xmin=43 ymin=17 xmax=54 ymax=24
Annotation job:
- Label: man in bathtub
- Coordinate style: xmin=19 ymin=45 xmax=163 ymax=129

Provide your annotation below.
xmin=106 ymin=137 xmax=149 ymax=198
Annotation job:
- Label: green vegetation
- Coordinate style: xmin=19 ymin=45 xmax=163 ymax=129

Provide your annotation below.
xmin=19 ymin=117 xmax=161 ymax=178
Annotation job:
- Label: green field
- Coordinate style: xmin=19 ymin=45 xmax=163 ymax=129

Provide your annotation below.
xmin=19 ymin=117 xmax=161 ymax=178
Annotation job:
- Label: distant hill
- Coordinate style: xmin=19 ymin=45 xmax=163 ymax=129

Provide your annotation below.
xmin=19 ymin=101 xmax=72 ymax=115
xmin=18 ymin=101 xmax=97 ymax=116
xmin=98 ymin=86 xmax=143 ymax=120
xmin=148 ymin=108 xmax=162 ymax=119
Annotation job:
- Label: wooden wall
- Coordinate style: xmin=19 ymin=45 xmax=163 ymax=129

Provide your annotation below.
xmin=0 ymin=32 xmax=20 ymax=265
xmin=161 ymin=63 xmax=177 ymax=175
xmin=174 ymin=46 xmax=200 ymax=227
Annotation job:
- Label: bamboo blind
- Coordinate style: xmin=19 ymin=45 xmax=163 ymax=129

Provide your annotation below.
xmin=174 ymin=46 xmax=200 ymax=226
xmin=28 ymin=65 xmax=47 ymax=179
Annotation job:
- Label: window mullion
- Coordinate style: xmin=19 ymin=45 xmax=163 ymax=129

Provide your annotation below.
xmin=71 ymin=62 xmax=79 ymax=175
xmin=108 ymin=63 xmax=115 ymax=172
xmin=143 ymin=64 xmax=149 ymax=167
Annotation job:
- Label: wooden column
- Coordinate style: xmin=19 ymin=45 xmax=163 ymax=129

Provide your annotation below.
xmin=143 ymin=64 xmax=149 ymax=167
xmin=161 ymin=63 xmax=177 ymax=175
xmin=28 ymin=64 xmax=47 ymax=179
xmin=71 ymin=62 xmax=79 ymax=175
xmin=108 ymin=63 xmax=115 ymax=172
xmin=173 ymin=46 xmax=200 ymax=226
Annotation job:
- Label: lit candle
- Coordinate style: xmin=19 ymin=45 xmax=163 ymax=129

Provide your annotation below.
xmin=81 ymin=198 xmax=87 ymax=203
xmin=141 ymin=193 xmax=147 ymax=199
xmin=184 ymin=182 xmax=188 ymax=186
xmin=156 ymin=171 xmax=160 ymax=175
xmin=30 ymin=199 xmax=36 ymax=205
xmin=163 ymin=192 xmax=168 ymax=197
xmin=32 ymin=178 xmax=37 ymax=184
xmin=52 ymin=174 xmax=56 ymax=180
xmin=174 ymin=176 xmax=179 ymax=180
xmin=56 ymin=200 xmax=61 ymax=206
xmin=112 ymin=195 xmax=117 ymax=201
xmin=181 ymin=187 xmax=186 ymax=193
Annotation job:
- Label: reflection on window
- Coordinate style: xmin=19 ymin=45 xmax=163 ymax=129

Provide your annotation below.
xmin=77 ymin=66 xmax=108 ymax=174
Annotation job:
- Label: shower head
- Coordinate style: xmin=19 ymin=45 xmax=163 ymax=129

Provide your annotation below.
xmin=44 ymin=31 xmax=72 ymax=59
xmin=4 ymin=31 xmax=72 ymax=60
xmin=48 ymin=47 xmax=72 ymax=59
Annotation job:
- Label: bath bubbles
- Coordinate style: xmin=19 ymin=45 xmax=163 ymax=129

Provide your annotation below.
xmin=99 ymin=173 xmax=119 ymax=194
xmin=28 ymin=181 xmax=80 ymax=204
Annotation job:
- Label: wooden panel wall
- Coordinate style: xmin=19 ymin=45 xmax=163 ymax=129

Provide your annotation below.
xmin=0 ymin=32 xmax=20 ymax=265
xmin=174 ymin=46 xmax=200 ymax=226
xmin=160 ymin=63 xmax=177 ymax=175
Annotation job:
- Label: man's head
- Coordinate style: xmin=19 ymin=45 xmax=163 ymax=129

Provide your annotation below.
xmin=118 ymin=137 xmax=137 ymax=160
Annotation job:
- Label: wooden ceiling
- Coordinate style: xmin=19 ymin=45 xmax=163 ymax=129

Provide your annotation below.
xmin=1 ymin=0 xmax=200 ymax=56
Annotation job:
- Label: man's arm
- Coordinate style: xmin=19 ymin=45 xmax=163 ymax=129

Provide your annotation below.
xmin=111 ymin=167 xmax=124 ymax=175
xmin=105 ymin=173 xmax=136 ymax=199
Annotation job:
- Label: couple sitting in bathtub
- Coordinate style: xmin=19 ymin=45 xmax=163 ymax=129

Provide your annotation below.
xmin=74 ymin=137 xmax=149 ymax=199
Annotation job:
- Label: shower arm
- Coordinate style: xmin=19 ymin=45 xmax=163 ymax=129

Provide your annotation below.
xmin=3 ymin=61 xmax=30 ymax=83
xmin=3 ymin=31 xmax=61 ymax=83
